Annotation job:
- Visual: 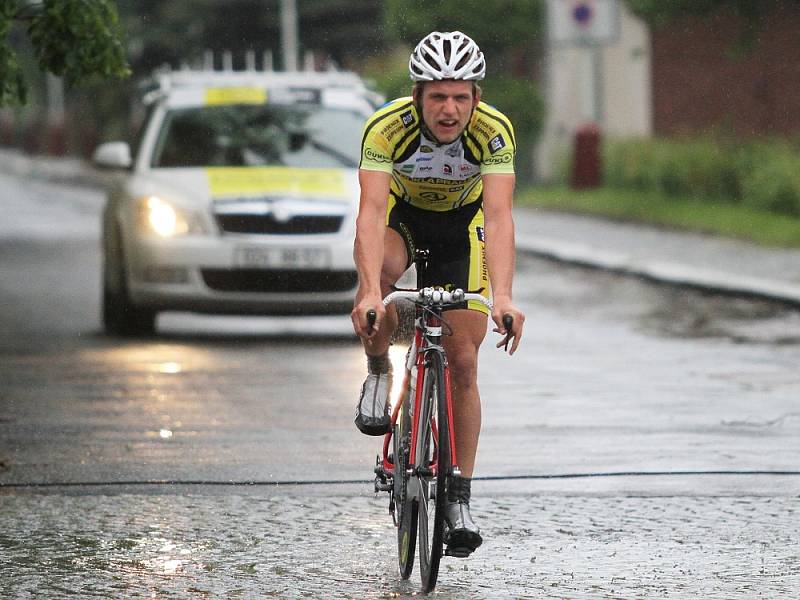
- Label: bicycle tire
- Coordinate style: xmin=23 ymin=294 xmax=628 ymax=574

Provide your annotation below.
xmin=394 ymin=385 xmax=417 ymax=579
xmin=417 ymin=351 xmax=450 ymax=592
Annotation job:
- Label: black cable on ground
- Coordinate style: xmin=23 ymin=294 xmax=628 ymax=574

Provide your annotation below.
xmin=2 ymin=469 xmax=799 ymax=489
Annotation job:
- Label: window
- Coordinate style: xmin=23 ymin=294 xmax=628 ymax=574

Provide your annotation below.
xmin=151 ymin=103 xmax=364 ymax=169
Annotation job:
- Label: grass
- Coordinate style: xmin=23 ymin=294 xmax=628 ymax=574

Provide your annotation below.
xmin=516 ymin=185 xmax=800 ymax=249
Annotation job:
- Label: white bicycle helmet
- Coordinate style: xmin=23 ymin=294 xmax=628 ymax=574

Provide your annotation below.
xmin=409 ymin=31 xmax=486 ymax=82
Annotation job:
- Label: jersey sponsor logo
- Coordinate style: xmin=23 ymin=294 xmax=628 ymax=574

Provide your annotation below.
xmin=473 ymin=118 xmax=496 ymax=140
xmin=460 ymin=164 xmax=473 ymax=172
xmin=420 ymin=145 xmax=433 ymax=153
xmin=420 ymin=191 xmax=447 ymax=202
xmin=400 ymin=164 xmax=415 ymax=174
xmin=400 ymin=110 xmax=415 ymax=127
xmin=443 ymin=164 xmax=453 ymax=175
xmin=418 ymin=166 xmax=433 ymax=172
xmin=415 ymin=156 xmax=432 ymax=162
xmin=417 ymin=176 xmax=472 ymax=185
xmin=476 ymin=226 xmax=485 ymax=242
xmin=379 ymin=120 xmax=402 ymax=137
xmin=489 ymin=134 xmax=506 ymax=154
xmin=364 ymin=147 xmax=392 ymax=163
xmin=483 ymin=153 xmax=513 ymax=165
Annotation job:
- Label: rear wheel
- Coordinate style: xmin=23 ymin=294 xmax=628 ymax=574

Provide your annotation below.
xmin=103 ymin=228 xmax=156 ymax=336
xmin=417 ymin=352 xmax=450 ymax=593
xmin=394 ymin=386 xmax=417 ymax=579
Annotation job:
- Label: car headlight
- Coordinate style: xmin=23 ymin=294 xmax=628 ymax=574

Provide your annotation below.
xmin=137 ymin=196 xmax=202 ymax=237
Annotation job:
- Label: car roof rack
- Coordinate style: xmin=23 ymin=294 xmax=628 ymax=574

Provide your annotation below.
xmin=141 ymin=50 xmax=378 ymax=106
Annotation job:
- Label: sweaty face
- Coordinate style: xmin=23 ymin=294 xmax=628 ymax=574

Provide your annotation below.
xmin=415 ymin=80 xmax=480 ymax=144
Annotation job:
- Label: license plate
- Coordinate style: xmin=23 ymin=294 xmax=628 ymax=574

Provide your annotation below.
xmin=235 ymin=246 xmax=330 ymax=269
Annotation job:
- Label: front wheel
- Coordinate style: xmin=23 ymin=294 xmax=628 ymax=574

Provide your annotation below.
xmin=395 ymin=385 xmax=417 ymax=579
xmin=417 ymin=352 xmax=450 ymax=593
xmin=102 ymin=229 xmax=156 ymax=336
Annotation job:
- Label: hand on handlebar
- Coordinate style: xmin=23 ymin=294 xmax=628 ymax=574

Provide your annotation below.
xmin=351 ymin=298 xmax=383 ymax=339
xmin=492 ymin=304 xmax=524 ymax=356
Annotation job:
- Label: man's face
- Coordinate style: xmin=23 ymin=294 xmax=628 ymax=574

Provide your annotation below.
xmin=414 ymin=80 xmax=480 ymax=144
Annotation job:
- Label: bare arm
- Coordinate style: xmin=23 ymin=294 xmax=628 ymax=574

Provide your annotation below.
xmin=351 ymin=169 xmax=392 ymax=338
xmin=482 ymin=173 xmax=525 ymax=354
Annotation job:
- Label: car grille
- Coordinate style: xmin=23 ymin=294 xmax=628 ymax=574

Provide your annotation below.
xmin=215 ymin=214 xmax=343 ymax=234
xmin=202 ymin=269 xmax=357 ymax=293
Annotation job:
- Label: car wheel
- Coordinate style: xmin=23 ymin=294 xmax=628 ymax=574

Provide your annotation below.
xmin=103 ymin=228 xmax=157 ymax=336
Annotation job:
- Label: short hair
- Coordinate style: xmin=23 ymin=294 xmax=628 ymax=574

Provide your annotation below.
xmin=413 ymin=81 xmax=481 ymax=98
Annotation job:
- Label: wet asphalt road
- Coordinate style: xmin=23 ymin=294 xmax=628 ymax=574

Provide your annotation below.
xmin=1 ymin=175 xmax=800 ymax=598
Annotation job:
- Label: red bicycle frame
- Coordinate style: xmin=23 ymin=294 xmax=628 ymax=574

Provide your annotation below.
xmin=382 ymin=310 xmax=459 ymax=475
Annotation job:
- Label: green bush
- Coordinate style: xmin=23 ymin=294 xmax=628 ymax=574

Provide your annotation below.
xmin=604 ymin=137 xmax=800 ymax=217
xmin=741 ymin=142 xmax=800 ymax=216
xmin=605 ymin=137 xmax=740 ymax=199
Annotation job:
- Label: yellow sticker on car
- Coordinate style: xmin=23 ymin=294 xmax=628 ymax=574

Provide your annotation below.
xmin=206 ymin=167 xmax=347 ymax=197
xmin=204 ymin=87 xmax=267 ymax=105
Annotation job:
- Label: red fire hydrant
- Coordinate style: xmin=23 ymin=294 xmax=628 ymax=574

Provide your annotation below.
xmin=571 ymin=122 xmax=602 ymax=189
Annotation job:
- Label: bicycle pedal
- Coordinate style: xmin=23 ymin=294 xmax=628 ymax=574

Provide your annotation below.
xmin=445 ymin=547 xmax=473 ymax=558
xmin=374 ymin=480 xmax=393 ymax=492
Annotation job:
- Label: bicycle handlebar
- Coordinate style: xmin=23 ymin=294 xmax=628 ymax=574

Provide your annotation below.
xmin=382 ymin=287 xmax=493 ymax=310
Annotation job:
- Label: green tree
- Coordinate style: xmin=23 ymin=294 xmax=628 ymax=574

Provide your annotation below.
xmin=624 ymin=0 xmax=780 ymax=25
xmin=380 ymin=0 xmax=546 ymax=179
xmin=0 ymin=0 xmax=129 ymax=107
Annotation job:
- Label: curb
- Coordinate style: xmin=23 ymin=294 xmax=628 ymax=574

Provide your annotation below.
xmin=0 ymin=148 xmax=108 ymax=190
xmin=516 ymin=234 xmax=800 ymax=309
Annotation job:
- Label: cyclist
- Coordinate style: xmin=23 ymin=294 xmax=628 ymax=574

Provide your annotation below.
xmin=351 ymin=31 xmax=525 ymax=557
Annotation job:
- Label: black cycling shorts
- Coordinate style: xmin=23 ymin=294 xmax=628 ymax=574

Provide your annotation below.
xmin=386 ymin=197 xmax=490 ymax=314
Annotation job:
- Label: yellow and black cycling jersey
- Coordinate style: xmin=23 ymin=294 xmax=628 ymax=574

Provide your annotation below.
xmin=359 ymin=97 xmax=515 ymax=212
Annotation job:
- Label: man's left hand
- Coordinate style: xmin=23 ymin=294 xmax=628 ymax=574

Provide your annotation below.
xmin=491 ymin=299 xmax=525 ymax=355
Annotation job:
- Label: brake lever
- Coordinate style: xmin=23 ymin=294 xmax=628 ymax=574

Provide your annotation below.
xmin=501 ymin=314 xmax=514 ymax=352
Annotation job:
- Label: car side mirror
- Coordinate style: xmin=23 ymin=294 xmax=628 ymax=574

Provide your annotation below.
xmin=288 ymin=132 xmax=308 ymax=152
xmin=92 ymin=141 xmax=132 ymax=169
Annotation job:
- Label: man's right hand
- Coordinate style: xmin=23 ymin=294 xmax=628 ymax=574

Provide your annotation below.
xmin=351 ymin=296 xmax=385 ymax=339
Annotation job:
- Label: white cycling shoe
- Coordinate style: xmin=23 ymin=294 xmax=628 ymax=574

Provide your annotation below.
xmin=355 ymin=370 xmax=392 ymax=436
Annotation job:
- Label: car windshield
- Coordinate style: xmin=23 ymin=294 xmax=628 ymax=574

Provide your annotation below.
xmin=151 ymin=103 xmax=365 ymax=169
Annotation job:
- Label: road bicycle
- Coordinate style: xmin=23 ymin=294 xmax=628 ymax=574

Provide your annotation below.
xmin=369 ymin=251 xmax=512 ymax=593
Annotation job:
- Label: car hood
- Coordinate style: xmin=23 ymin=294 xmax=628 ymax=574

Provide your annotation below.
xmin=125 ymin=167 xmax=360 ymax=211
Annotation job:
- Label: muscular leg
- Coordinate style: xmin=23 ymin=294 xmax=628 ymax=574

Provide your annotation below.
xmin=361 ymin=228 xmax=408 ymax=357
xmin=441 ymin=309 xmax=487 ymax=478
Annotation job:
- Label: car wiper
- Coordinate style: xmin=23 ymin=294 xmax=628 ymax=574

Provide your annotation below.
xmin=308 ymin=139 xmax=358 ymax=168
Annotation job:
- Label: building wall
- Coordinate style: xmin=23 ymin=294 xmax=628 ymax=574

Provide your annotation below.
xmin=536 ymin=1 xmax=651 ymax=181
xmin=652 ymin=2 xmax=800 ymax=137
xmin=602 ymin=6 xmax=651 ymax=138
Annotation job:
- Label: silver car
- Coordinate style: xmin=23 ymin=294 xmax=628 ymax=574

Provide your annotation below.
xmin=93 ymin=70 xmax=377 ymax=335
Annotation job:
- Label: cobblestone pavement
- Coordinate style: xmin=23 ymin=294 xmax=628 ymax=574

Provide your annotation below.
xmin=1 ymin=490 xmax=798 ymax=598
